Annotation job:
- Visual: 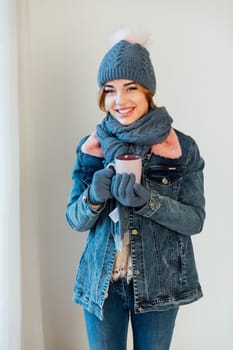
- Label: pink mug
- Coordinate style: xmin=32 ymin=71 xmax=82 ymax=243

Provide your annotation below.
xmin=108 ymin=155 xmax=142 ymax=183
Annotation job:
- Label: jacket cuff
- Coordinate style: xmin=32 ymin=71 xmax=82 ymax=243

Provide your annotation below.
xmin=134 ymin=190 xmax=161 ymax=217
xmin=83 ymin=187 xmax=106 ymax=213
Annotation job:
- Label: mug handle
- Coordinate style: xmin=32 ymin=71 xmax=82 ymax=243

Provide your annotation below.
xmin=107 ymin=162 xmax=116 ymax=172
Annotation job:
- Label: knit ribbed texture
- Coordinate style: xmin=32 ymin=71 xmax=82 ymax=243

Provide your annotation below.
xmin=97 ymin=40 xmax=156 ymax=94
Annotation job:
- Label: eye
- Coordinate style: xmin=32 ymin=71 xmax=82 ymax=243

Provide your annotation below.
xmin=127 ymin=86 xmax=138 ymax=92
xmin=104 ymin=88 xmax=115 ymax=95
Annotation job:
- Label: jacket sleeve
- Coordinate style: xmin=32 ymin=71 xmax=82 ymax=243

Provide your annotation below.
xmin=136 ymin=139 xmax=206 ymax=236
xmin=65 ymin=139 xmax=105 ymax=232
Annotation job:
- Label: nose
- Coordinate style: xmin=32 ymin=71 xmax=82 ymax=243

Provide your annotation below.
xmin=115 ymin=90 xmax=127 ymax=105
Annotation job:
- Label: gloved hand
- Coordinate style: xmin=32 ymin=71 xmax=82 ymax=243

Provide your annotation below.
xmin=111 ymin=173 xmax=151 ymax=208
xmin=89 ymin=167 xmax=115 ymax=204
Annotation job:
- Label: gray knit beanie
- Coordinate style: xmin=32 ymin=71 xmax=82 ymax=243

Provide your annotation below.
xmin=97 ymin=39 xmax=156 ymax=94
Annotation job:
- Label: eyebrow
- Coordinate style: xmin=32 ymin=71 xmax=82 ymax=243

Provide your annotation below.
xmin=104 ymin=81 xmax=136 ymax=88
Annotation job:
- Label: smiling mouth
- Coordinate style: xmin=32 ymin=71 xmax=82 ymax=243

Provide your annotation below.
xmin=116 ymin=107 xmax=134 ymax=115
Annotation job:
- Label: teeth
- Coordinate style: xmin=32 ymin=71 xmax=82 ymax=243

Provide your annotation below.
xmin=118 ymin=108 xmax=133 ymax=114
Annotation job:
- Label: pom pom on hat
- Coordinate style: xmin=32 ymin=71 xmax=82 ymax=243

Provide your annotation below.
xmin=97 ymin=28 xmax=156 ymax=94
xmin=109 ymin=27 xmax=150 ymax=48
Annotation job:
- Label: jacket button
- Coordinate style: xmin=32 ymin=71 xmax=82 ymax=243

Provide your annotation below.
xmin=148 ymin=199 xmax=159 ymax=210
xmin=82 ymin=195 xmax=87 ymax=202
xmin=131 ymin=229 xmax=138 ymax=235
xmin=162 ymin=177 xmax=169 ymax=185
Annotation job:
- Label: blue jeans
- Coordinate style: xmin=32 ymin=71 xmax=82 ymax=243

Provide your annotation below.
xmin=84 ymin=279 xmax=178 ymax=350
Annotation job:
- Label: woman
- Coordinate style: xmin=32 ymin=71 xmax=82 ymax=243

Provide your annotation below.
xmin=66 ymin=31 xmax=205 ymax=350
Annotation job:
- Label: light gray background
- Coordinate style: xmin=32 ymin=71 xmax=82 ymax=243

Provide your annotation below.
xmin=18 ymin=0 xmax=233 ymax=349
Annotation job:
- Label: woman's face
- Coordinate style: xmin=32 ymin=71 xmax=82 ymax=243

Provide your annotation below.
xmin=104 ymin=79 xmax=149 ymax=126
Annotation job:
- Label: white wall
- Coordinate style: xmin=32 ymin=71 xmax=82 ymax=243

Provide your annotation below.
xmin=18 ymin=0 xmax=233 ymax=349
xmin=0 ymin=0 xmax=20 ymax=349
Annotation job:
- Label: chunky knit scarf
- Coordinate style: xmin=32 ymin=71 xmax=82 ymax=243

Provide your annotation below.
xmin=82 ymin=107 xmax=182 ymax=162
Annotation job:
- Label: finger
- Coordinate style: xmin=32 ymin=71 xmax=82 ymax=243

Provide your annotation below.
xmin=118 ymin=173 xmax=132 ymax=198
xmin=124 ymin=173 xmax=136 ymax=196
xmin=111 ymin=174 xmax=122 ymax=198
xmin=134 ymin=183 xmax=150 ymax=201
xmin=133 ymin=183 xmax=143 ymax=196
xmin=104 ymin=167 xmax=115 ymax=177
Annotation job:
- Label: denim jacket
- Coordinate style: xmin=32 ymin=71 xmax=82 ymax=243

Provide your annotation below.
xmin=66 ymin=129 xmax=205 ymax=320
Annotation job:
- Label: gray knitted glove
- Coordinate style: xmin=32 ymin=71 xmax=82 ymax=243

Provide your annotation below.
xmin=111 ymin=173 xmax=150 ymax=208
xmin=89 ymin=167 xmax=115 ymax=204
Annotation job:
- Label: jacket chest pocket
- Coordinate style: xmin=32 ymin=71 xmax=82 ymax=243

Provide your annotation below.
xmin=144 ymin=166 xmax=183 ymax=199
